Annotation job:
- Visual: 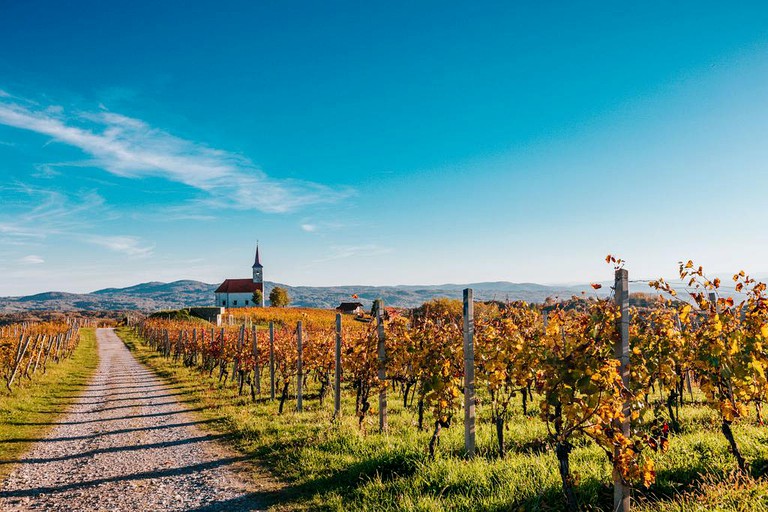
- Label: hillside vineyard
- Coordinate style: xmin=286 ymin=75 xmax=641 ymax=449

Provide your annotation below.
xmin=133 ymin=259 xmax=768 ymax=511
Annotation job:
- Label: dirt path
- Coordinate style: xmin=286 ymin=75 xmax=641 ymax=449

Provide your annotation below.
xmin=0 ymin=328 xmax=266 ymax=511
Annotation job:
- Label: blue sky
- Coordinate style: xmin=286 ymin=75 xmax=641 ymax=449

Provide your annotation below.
xmin=1 ymin=1 xmax=768 ymax=295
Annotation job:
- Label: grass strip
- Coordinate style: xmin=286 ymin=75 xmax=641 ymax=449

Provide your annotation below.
xmin=0 ymin=327 xmax=99 ymax=479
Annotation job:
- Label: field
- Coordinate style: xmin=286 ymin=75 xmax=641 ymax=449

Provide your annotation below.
xmin=4 ymin=261 xmax=768 ymax=510
xmin=117 ymin=324 xmax=768 ymax=511
xmin=117 ymin=264 xmax=768 ymax=511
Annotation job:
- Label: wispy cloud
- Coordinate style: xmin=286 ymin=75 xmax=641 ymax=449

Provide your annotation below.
xmin=0 ymin=185 xmax=105 ymax=243
xmin=86 ymin=235 xmax=154 ymax=257
xmin=0 ymin=222 xmax=45 ymax=240
xmin=0 ymin=92 xmax=352 ymax=213
xmin=19 ymin=255 xmax=44 ymax=264
xmin=313 ymin=244 xmax=393 ymax=263
xmin=32 ymin=163 xmax=61 ymax=177
xmin=299 ymin=219 xmax=349 ymax=234
xmin=0 ymin=185 xmax=148 ymax=259
xmin=130 ymin=204 xmax=218 ymax=222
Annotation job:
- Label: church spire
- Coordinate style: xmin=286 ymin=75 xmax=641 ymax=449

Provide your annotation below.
xmin=252 ymin=243 xmax=264 ymax=290
xmin=252 ymin=243 xmax=263 ymax=268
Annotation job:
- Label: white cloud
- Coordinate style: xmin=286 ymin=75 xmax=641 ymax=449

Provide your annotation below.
xmin=315 ymin=244 xmax=393 ymax=263
xmin=19 ymin=255 xmax=44 ymax=264
xmin=131 ymin=205 xmax=217 ymax=222
xmin=0 ymin=186 xmax=109 ymax=246
xmin=32 ymin=163 xmax=61 ymax=177
xmin=298 ymin=219 xmax=349 ymax=233
xmin=0 ymin=185 xmax=156 ymax=267
xmin=0 ymin=222 xmax=44 ymax=239
xmin=301 ymin=223 xmax=317 ymax=232
xmin=0 ymin=93 xmax=352 ymax=213
xmin=86 ymin=235 xmax=154 ymax=257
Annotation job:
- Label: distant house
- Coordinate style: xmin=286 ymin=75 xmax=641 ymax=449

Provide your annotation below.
xmin=214 ymin=245 xmax=264 ymax=308
xmin=336 ymin=302 xmax=364 ymax=315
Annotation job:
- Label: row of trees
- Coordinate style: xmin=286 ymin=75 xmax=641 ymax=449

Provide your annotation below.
xmin=252 ymin=286 xmax=291 ymax=308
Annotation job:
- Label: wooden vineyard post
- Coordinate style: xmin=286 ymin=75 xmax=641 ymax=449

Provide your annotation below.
xmin=7 ymin=334 xmax=30 ymax=390
xmin=297 ymin=321 xmax=303 ymax=412
xmin=239 ymin=323 xmax=245 ymax=352
xmin=614 ymin=268 xmax=631 ymax=512
xmin=23 ymin=335 xmax=40 ymax=378
xmin=234 ymin=325 xmax=245 ymax=383
xmin=463 ymin=288 xmax=476 ymax=457
xmin=334 ymin=313 xmax=342 ymax=419
xmin=42 ymin=334 xmax=53 ymax=369
xmin=269 ymin=321 xmax=276 ymax=400
xmin=55 ymin=333 xmax=62 ymax=362
xmin=375 ymin=299 xmax=387 ymax=433
xmin=31 ymin=335 xmax=46 ymax=376
xmin=252 ymin=326 xmax=260 ymax=394
xmin=218 ymin=328 xmax=226 ymax=381
xmin=192 ymin=328 xmax=197 ymax=366
xmin=176 ymin=331 xmax=183 ymax=361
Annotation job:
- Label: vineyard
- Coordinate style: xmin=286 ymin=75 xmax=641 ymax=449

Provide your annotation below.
xmin=1 ymin=320 xmax=84 ymax=391
xmin=125 ymin=259 xmax=768 ymax=511
xmin=0 ymin=317 xmax=99 ymax=486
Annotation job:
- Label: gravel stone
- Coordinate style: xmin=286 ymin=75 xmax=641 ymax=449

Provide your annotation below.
xmin=0 ymin=328 xmax=265 ymax=511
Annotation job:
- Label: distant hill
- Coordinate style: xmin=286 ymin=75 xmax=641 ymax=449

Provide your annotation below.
xmin=272 ymin=281 xmax=607 ymax=309
xmin=0 ymin=279 xmax=611 ymax=312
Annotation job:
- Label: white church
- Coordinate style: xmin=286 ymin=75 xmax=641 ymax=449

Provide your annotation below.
xmin=214 ymin=245 xmax=265 ymax=308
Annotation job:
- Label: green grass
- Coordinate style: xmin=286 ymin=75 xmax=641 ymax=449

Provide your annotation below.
xmin=148 ymin=308 xmax=214 ymax=323
xmin=116 ymin=326 xmax=768 ymax=511
xmin=0 ymin=327 xmax=99 ymax=479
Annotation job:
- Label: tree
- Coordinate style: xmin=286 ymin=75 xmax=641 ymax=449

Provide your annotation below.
xmin=269 ymin=287 xmax=290 ymax=307
xmin=252 ymin=290 xmax=263 ymax=307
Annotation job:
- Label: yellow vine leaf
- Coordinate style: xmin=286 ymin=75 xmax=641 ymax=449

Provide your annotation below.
xmin=751 ymin=360 xmax=766 ymax=380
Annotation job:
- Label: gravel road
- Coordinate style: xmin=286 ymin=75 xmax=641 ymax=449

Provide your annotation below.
xmin=0 ymin=328 xmax=267 ymax=511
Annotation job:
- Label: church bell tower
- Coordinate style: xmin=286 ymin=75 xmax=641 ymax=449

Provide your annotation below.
xmin=252 ymin=244 xmax=264 ymax=307
xmin=252 ymin=244 xmax=263 ymax=284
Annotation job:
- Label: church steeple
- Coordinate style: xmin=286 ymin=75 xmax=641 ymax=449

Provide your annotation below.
xmin=252 ymin=244 xmax=264 ymax=288
xmin=252 ymin=244 xmax=263 ymax=269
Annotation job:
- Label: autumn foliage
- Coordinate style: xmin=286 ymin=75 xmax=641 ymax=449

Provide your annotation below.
xmin=1 ymin=320 xmax=84 ymax=390
xmin=133 ymin=257 xmax=768 ymax=510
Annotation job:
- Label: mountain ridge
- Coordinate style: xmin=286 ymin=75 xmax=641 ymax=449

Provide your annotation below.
xmin=0 ymin=279 xmax=607 ymax=312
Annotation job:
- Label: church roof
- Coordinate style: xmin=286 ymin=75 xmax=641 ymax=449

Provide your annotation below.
xmin=252 ymin=245 xmax=263 ymax=268
xmin=215 ymin=279 xmax=263 ymax=294
xmin=336 ymin=302 xmax=364 ymax=312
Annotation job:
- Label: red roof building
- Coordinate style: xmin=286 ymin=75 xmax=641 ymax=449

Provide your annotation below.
xmin=214 ymin=245 xmax=265 ymax=308
xmin=214 ymin=279 xmax=263 ymax=294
